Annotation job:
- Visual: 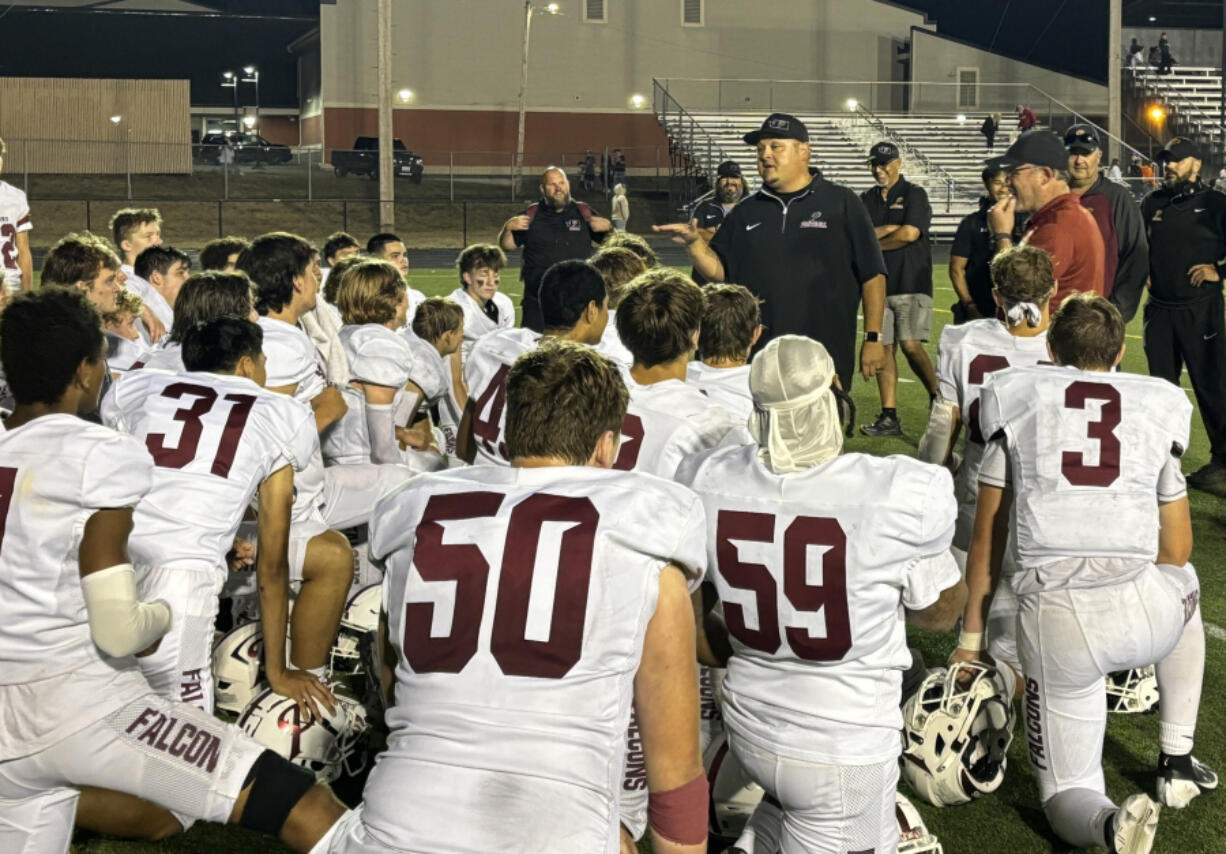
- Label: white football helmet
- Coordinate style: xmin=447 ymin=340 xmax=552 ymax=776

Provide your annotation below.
xmin=901 ymin=662 xmax=1015 ymax=807
xmin=702 ymin=732 xmax=764 ymax=838
xmin=895 ymin=792 xmax=944 ymax=853
xmin=237 ymin=683 xmax=366 ymax=783
xmin=1106 ymin=667 xmax=1160 ymax=714
xmin=212 ymin=621 xmax=264 ymax=715
xmin=330 ymin=583 xmax=382 ymax=676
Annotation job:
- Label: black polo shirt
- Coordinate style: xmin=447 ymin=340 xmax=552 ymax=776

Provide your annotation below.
xmin=513 ymin=199 xmax=601 ymax=306
xmin=708 ymin=172 xmax=886 ymax=384
xmin=692 ymin=197 xmax=736 ymax=285
xmin=1142 ymin=180 xmax=1226 ymax=306
xmin=859 ymin=176 xmax=932 ymax=297
xmin=951 ymin=197 xmax=1010 ymax=317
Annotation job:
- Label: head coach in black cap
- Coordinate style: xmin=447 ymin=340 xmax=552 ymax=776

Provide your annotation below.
xmin=1064 ymin=123 xmax=1150 ymax=324
xmin=1141 ymin=136 xmax=1226 ymax=487
xmin=689 ymin=160 xmax=749 ymax=285
xmin=655 ymin=113 xmax=887 ymax=386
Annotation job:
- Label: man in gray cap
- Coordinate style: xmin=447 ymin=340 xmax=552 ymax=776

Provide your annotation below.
xmin=656 ymin=113 xmax=887 ymax=387
xmin=1064 ymin=124 xmax=1149 ymax=322
xmin=690 ymin=160 xmax=748 ymax=285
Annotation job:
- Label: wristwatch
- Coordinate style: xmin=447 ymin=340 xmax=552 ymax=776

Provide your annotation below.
xmin=864 ymin=331 xmax=881 ymax=343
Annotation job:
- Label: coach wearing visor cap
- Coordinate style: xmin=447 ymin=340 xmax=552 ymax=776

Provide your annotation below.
xmin=987 ymin=129 xmax=1105 ymax=314
xmin=690 ymin=160 xmax=748 ymax=285
xmin=656 ymin=113 xmax=887 ymax=387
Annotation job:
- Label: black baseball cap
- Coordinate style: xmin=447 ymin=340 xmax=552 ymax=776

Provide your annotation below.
xmin=986 ymin=130 xmax=1069 ymax=172
xmin=1064 ymin=124 xmax=1101 ymax=154
xmin=867 ymin=141 xmax=900 ymax=165
xmin=716 ymin=160 xmax=743 ymax=179
xmin=1155 ymin=137 xmax=1201 ymax=162
xmin=743 ymin=113 xmax=809 ymax=145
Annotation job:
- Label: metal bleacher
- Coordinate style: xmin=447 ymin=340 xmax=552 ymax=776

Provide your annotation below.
xmin=1127 ymin=66 xmax=1225 ymax=156
xmin=675 ymin=111 xmax=987 ymax=241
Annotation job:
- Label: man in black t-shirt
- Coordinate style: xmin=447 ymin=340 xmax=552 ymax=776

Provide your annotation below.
xmin=499 ymin=167 xmax=612 ymax=331
xmin=690 ymin=160 xmax=747 ymax=285
xmin=950 ymin=166 xmax=1018 ymax=320
xmin=656 ymin=113 xmax=887 ymax=387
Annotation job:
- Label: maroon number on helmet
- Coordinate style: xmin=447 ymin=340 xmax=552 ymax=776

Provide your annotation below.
xmin=965 ymin=354 xmax=1011 ymax=444
xmin=715 ymin=510 xmax=851 ymax=662
xmin=1060 ymin=380 xmax=1121 ymax=487
xmin=611 ymin=413 xmax=644 ymax=471
xmin=404 ymin=492 xmax=600 ymax=678
xmin=0 ymin=466 xmax=16 ymax=555
xmin=403 ymin=492 xmax=504 ymax=673
xmin=491 ymin=494 xmax=598 ymax=678
xmin=471 ymin=364 xmax=510 ymax=460
xmin=0 ymin=223 xmax=16 ymax=268
xmin=145 ymin=383 xmax=257 ymax=477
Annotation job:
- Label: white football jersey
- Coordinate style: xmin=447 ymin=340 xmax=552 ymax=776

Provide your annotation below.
xmin=406 ymin=287 xmax=427 ymax=324
xmin=0 ymin=180 xmax=31 ymax=291
xmin=0 ymin=415 xmax=155 ymax=756
xmin=106 ymin=333 xmax=151 ymax=374
xmin=676 ymin=443 xmax=960 ymax=765
xmin=597 ymin=309 xmax=634 ymax=367
xmin=258 ymin=316 xmax=329 ymax=522
xmin=103 ymin=370 xmax=318 ymax=573
xmin=464 ymin=327 xmax=541 ymax=465
xmin=979 ymin=365 xmax=1191 ymax=594
xmin=685 ymin=362 xmax=754 ymax=426
xmin=449 ymin=287 xmax=514 ymax=361
xmin=935 ymin=319 xmax=1050 ymax=549
xmin=613 ymin=378 xmax=737 ymax=480
xmin=138 ymin=339 xmax=185 ymax=373
xmin=365 ymin=464 xmax=707 ymax=853
xmin=401 ymin=329 xmax=462 ymax=457
xmin=121 ymin=267 xmax=174 ymax=335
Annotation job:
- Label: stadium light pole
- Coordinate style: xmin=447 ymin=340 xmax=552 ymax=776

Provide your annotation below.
xmin=378 ymin=0 xmax=394 ymax=231
xmin=1108 ymin=0 xmax=1122 ymax=164
xmin=221 ymin=71 xmax=240 ymax=135
xmin=514 ymin=1 xmax=561 ymax=196
xmin=241 ymin=66 xmax=260 ymax=137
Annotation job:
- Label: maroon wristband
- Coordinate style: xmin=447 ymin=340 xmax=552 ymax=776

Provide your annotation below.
xmin=647 ymin=772 xmax=709 ymax=845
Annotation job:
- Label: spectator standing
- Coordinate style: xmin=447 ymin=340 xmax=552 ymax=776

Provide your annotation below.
xmin=691 ymin=160 xmax=747 ymax=284
xmin=1064 ymin=125 xmax=1150 ymax=322
xmin=980 ymin=113 xmax=1000 ymax=152
xmin=611 ymin=148 xmax=627 ymax=188
xmin=1107 ymin=158 xmax=1124 ymax=181
xmin=655 ymin=113 xmax=887 ymax=387
xmin=498 ymin=166 xmax=612 ymax=331
xmin=610 ymin=184 xmax=629 ymax=232
xmin=1141 ymin=137 xmax=1226 ymax=487
xmin=949 ymin=165 xmax=1021 ymax=321
xmin=1159 ymin=32 xmax=1174 ymax=74
xmin=989 ymin=130 xmax=1105 ymax=312
xmin=1141 ymin=159 xmax=1159 ymax=192
xmin=581 ymin=150 xmax=596 ymax=192
xmin=859 ymin=141 xmax=939 ymax=437
xmin=1016 ymin=103 xmax=1038 ymax=133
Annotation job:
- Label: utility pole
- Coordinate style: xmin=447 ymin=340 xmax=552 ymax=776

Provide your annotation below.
xmin=1108 ymin=0 xmax=1122 ymax=164
xmin=514 ymin=0 xmax=533 ymax=197
xmin=378 ymin=0 xmax=394 ymax=231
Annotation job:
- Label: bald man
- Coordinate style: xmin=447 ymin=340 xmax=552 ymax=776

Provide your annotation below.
xmin=499 ymin=166 xmax=612 ymax=331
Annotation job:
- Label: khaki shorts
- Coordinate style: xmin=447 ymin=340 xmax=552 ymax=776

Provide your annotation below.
xmin=882 ymin=293 xmax=933 ymax=346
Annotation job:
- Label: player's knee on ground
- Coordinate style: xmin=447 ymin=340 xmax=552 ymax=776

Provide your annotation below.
xmin=305 ymin=529 xmax=355 ymax=588
xmin=234 ymin=749 xmax=317 ymax=836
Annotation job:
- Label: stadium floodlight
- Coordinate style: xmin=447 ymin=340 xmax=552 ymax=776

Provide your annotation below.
xmin=109 ymin=114 xmax=122 ymax=124
xmin=243 ymin=116 xmax=256 ymax=129
xmin=845 ymin=98 xmax=858 ymax=110
xmin=222 ymin=71 xmax=234 ymax=80
xmin=397 ymin=88 xmax=414 ymax=102
xmin=1150 ymin=106 xmax=1166 ymax=122
xmin=629 ymin=93 xmax=646 ymax=109
xmin=956 ymin=114 xmax=967 ymax=123
xmin=243 ymin=66 xmax=255 ymax=75
xmin=1148 ymin=16 xmax=1156 ymax=22
xmin=545 ymin=2 xmax=560 ymax=12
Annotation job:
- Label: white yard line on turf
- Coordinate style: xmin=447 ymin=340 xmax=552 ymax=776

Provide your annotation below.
xmin=1207 ymin=622 xmax=1226 ymax=643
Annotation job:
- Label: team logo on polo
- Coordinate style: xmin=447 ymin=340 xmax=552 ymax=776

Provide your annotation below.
xmin=800 ymin=211 xmax=827 ymax=229
xmin=566 ymin=219 xmax=582 ymax=231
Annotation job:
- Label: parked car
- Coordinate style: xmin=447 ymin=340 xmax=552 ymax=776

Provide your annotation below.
xmin=195 ymin=132 xmax=293 ymax=166
xmin=332 ymin=137 xmax=424 ymax=182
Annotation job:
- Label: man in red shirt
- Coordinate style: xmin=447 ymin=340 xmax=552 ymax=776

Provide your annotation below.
xmin=1016 ymin=104 xmax=1038 ymax=132
xmin=987 ymin=130 xmax=1105 ymax=312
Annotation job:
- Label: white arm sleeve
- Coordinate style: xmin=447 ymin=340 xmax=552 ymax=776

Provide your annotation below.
xmin=366 ymin=403 xmax=402 ymax=464
xmin=81 ymin=563 xmax=172 ymax=658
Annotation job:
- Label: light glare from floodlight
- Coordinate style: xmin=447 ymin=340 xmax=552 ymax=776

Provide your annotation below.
xmin=109 ymin=115 xmax=122 ymax=124
xmin=243 ymin=116 xmax=256 ymax=128
xmin=243 ymin=66 xmax=255 ymax=75
xmin=956 ymin=113 xmax=967 ymax=122
xmin=846 ymin=98 xmax=858 ymax=110
xmin=1149 ymin=106 xmax=1165 ymax=122
xmin=397 ymin=88 xmax=414 ymax=102
xmin=630 ymin=93 xmax=646 ymax=109
xmin=545 ymin=2 xmax=559 ymax=12
xmin=222 ymin=71 xmax=234 ymax=80
xmin=1148 ymin=16 xmax=1156 ymax=22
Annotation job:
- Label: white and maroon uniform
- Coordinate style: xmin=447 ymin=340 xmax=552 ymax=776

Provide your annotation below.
xmin=323 ymin=324 xmax=418 ymax=467
xmin=677 ymin=443 xmax=960 ymax=854
xmin=122 ymin=264 xmax=175 ymax=337
xmin=597 ymin=310 xmax=634 ymax=367
xmin=102 ymin=370 xmax=318 ymax=709
xmin=464 ymin=327 xmax=541 ymax=466
xmin=686 ymin=361 xmax=753 ymax=426
xmin=0 ymin=416 xmax=267 ymax=852
xmin=978 ymin=365 xmax=1198 ymax=804
xmin=448 ymin=287 xmax=514 ymax=361
xmin=106 ymin=332 xmax=151 ymax=375
xmin=613 ymin=377 xmax=737 ymax=480
xmin=325 ymin=465 xmax=707 ymax=854
xmin=138 ymin=339 xmax=185 ymax=373
xmin=400 ymin=328 xmax=463 ymax=461
xmin=0 ymin=180 xmax=31 ymax=292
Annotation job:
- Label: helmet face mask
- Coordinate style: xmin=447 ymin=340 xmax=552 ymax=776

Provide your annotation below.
xmin=212 ymin=622 xmax=265 ymax=716
xmin=1106 ymin=666 xmax=1160 ymax=714
xmin=329 ymin=584 xmax=382 ymax=677
xmin=900 ymin=662 xmax=1016 ymax=807
xmin=238 ymin=684 xmax=369 ymax=783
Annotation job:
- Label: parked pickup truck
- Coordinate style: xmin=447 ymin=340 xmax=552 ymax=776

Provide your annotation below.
xmin=332 ymin=137 xmax=424 ymax=182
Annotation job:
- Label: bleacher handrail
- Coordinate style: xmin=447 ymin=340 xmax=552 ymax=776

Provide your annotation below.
xmin=847 ymin=102 xmax=961 ymax=210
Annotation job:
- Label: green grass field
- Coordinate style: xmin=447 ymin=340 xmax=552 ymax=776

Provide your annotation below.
xmin=70 ymin=267 xmax=1226 ymax=854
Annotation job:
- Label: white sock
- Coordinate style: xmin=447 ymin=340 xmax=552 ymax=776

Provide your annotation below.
xmin=1044 ymin=788 xmax=1116 ymax=849
xmin=1156 ymin=593 xmax=1204 ymax=756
